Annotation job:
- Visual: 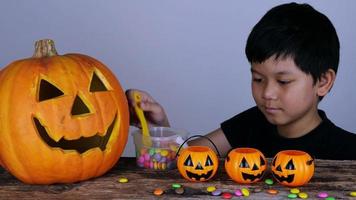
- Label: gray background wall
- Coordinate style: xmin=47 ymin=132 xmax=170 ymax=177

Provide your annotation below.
xmin=1 ymin=0 xmax=355 ymax=157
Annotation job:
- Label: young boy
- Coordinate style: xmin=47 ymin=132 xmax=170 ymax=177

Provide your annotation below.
xmin=126 ymin=3 xmax=356 ymax=160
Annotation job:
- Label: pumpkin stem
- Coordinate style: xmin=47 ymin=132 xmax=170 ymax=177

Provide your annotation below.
xmin=33 ymin=39 xmax=58 ymax=58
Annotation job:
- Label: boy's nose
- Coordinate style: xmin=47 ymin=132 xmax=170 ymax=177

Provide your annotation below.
xmin=262 ymin=82 xmax=278 ymax=100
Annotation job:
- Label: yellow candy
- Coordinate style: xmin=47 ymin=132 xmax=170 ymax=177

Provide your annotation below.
xmin=161 ymin=163 xmax=167 ymax=170
xmin=290 ymin=188 xmax=300 ymax=194
xmin=207 ymin=186 xmax=216 ymax=192
xmin=160 ymin=150 xmax=169 ymax=156
xmin=118 ymin=177 xmax=128 ymax=183
xmin=241 ymin=188 xmax=250 ymax=197
xmin=350 ymin=191 xmax=356 ymax=197
xmin=298 ymin=192 xmax=308 ymax=199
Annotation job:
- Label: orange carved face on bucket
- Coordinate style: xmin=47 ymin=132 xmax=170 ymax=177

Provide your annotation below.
xmin=177 ymin=146 xmax=219 ymax=182
xmin=225 ymin=148 xmax=267 ymax=183
xmin=271 ymin=150 xmax=314 ymax=187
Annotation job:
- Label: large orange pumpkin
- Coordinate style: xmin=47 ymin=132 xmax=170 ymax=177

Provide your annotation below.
xmin=271 ymin=150 xmax=314 ymax=187
xmin=0 ymin=39 xmax=129 ymax=184
xmin=225 ymin=148 xmax=267 ymax=184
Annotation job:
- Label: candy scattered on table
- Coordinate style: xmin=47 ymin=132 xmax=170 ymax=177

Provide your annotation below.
xmin=153 ymin=188 xmax=164 ymax=196
xmin=241 ymin=188 xmax=250 ymax=197
xmin=222 ymin=192 xmax=233 ymax=199
xmin=234 ymin=189 xmax=242 ymax=196
xmin=298 ymin=192 xmax=308 ymax=199
xmin=207 ymin=186 xmax=216 ymax=192
xmin=317 ymin=192 xmax=329 ymax=198
xmin=118 ymin=177 xmax=128 ymax=183
xmin=287 ymin=193 xmax=298 ymax=199
xmin=172 ymin=183 xmax=181 ymax=189
xmin=211 ymin=189 xmax=222 ymax=196
xmin=290 ymin=188 xmax=300 ymax=194
xmin=175 ymin=187 xmax=185 ymax=195
xmin=265 ymin=178 xmax=274 ymax=185
xmin=350 ymin=191 xmax=356 ymax=197
xmin=252 ymin=187 xmax=262 ymax=193
xmin=267 ymin=189 xmax=279 ymax=195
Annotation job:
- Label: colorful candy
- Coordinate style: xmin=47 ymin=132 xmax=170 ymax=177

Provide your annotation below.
xmin=241 ymin=188 xmax=250 ymax=197
xmin=265 ymin=178 xmax=274 ymax=185
xmin=287 ymin=193 xmax=298 ymax=199
xmin=234 ymin=189 xmax=242 ymax=196
xmin=290 ymin=188 xmax=300 ymax=194
xmin=298 ymin=192 xmax=308 ymax=199
xmin=136 ymin=145 xmax=180 ymax=170
xmin=267 ymin=189 xmax=278 ymax=195
xmin=207 ymin=186 xmax=216 ymax=192
xmin=222 ymin=192 xmax=233 ymax=199
xmin=175 ymin=187 xmax=184 ymax=194
xmin=325 ymin=197 xmax=335 ymax=200
xmin=211 ymin=189 xmax=222 ymax=196
xmin=317 ymin=192 xmax=328 ymax=198
xmin=350 ymin=191 xmax=356 ymax=197
xmin=153 ymin=188 xmax=164 ymax=196
xmin=118 ymin=177 xmax=128 ymax=183
xmin=172 ymin=183 xmax=181 ymax=189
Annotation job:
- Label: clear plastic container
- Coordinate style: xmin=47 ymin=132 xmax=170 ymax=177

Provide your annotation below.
xmin=132 ymin=127 xmax=188 ymax=170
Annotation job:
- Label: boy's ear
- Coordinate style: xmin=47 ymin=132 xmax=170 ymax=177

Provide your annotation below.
xmin=317 ymin=69 xmax=336 ymax=97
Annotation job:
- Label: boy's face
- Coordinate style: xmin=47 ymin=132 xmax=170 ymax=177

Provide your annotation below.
xmin=251 ymin=56 xmax=320 ymax=127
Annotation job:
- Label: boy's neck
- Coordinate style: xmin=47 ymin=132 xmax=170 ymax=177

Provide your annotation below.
xmin=276 ymin=110 xmax=322 ymax=138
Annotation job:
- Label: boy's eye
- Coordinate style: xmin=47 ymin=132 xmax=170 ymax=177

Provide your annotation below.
xmin=253 ymin=78 xmax=263 ymax=83
xmin=277 ymin=80 xmax=291 ymax=85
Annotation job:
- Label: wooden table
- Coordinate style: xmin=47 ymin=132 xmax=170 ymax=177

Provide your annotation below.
xmin=0 ymin=157 xmax=355 ymax=199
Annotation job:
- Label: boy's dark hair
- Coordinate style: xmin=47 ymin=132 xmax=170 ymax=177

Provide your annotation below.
xmin=245 ymin=2 xmax=340 ymax=84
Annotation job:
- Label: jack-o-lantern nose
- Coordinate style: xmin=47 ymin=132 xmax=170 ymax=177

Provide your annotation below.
xmin=276 ymin=165 xmax=282 ymax=172
xmin=71 ymin=95 xmax=90 ymax=116
xmin=195 ymin=162 xmax=204 ymax=170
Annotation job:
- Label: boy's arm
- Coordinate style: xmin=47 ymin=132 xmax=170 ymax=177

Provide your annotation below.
xmin=188 ymin=128 xmax=232 ymax=157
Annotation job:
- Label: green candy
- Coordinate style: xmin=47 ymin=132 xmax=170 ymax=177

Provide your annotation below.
xmin=287 ymin=193 xmax=298 ymax=199
xmin=325 ymin=197 xmax=335 ymax=200
xmin=172 ymin=183 xmax=181 ymax=189
xmin=265 ymin=178 xmax=274 ymax=185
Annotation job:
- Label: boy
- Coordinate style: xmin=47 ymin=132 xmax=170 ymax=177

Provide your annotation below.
xmin=126 ymin=3 xmax=356 ymax=160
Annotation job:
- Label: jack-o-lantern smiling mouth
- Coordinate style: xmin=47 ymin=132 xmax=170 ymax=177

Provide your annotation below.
xmin=33 ymin=114 xmax=117 ymax=154
xmin=272 ymin=172 xmax=295 ymax=183
xmin=242 ymin=172 xmax=264 ymax=181
xmin=186 ymin=170 xmax=213 ymax=181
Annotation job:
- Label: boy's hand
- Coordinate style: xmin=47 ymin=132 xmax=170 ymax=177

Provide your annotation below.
xmin=125 ymin=89 xmax=170 ymax=128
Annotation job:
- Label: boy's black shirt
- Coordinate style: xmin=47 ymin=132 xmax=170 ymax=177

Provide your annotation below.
xmin=221 ymin=106 xmax=356 ymax=160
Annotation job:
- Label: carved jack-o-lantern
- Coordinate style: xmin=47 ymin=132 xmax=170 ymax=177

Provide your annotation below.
xmin=177 ymin=146 xmax=218 ymax=182
xmin=0 ymin=39 xmax=129 ymax=184
xmin=271 ymin=150 xmax=314 ymax=187
xmin=225 ymin=148 xmax=267 ymax=183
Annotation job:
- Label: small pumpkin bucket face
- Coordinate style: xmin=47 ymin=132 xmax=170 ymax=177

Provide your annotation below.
xmin=177 ymin=146 xmax=219 ymax=182
xmin=225 ymin=148 xmax=267 ymax=183
xmin=271 ymin=150 xmax=314 ymax=187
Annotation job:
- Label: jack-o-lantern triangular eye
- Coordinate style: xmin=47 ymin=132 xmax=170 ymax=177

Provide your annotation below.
xmin=90 ymin=72 xmax=108 ymax=92
xmin=38 ymin=79 xmax=64 ymax=101
xmin=205 ymin=155 xmax=214 ymax=166
xmin=184 ymin=155 xmax=194 ymax=166
xmin=285 ymin=159 xmax=295 ymax=170
xmin=239 ymin=157 xmax=250 ymax=168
